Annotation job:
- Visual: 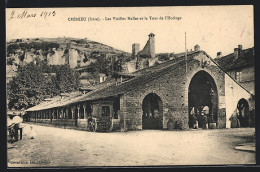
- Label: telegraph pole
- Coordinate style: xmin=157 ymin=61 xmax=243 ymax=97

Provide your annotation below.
xmin=185 ymin=32 xmax=187 ymax=73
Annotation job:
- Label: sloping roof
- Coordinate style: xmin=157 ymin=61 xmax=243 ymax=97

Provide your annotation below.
xmin=7 ymin=110 xmax=25 ymax=116
xmin=26 ymin=50 xmax=251 ymax=112
xmin=26 ymin=77 xmax=117 ymax=112
xmin=74 ymin=51 xmax=202 ymax=102
xmin=214 ymin=47 xmax=254 ymax=71
xmin=26 ymin=51 xmax=200 ymax=111
xmin=131 ymin=51 xmax=198 ymax=77
xmin=26 ymin=92 xmax=82 ymax=111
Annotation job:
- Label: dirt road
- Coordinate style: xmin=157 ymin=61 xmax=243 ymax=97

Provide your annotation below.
xmin=7 ymin=123 xmax=255 ymax=167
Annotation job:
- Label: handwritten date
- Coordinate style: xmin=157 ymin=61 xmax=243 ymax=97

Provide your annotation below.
xmin=9 ymin=10 xmax=56 ymax=20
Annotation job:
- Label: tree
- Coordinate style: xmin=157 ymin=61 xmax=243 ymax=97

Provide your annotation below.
xmin=7 ymin=61 xmax=80 ymax=110
xmin=139 ymin=54 xmax=151 ymax=59
xmin=158 ymin=54 xmax=170 ymax=61
xmin=54 ymin=65 xmax=80 ymax=93
xmin=8 ymin=62 xmax=47 ymax=109
xmin=7 ymin=57 xmax=15 ymax=66
xmin=7 ymin=43 xmax=19 ymax=56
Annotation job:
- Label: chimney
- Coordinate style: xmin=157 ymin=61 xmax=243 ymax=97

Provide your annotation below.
xmin=148 ymin=33 xmax=155 ymax=58
xmin=234 ymin=48 xmax=239 ymax=61
xmin=194 ymin=44 xmax=200 ymax=51
xmin=238 ymin=44 xmax=243 ymax=56
xmin=217 ymin=52 xmax=222 ymax=58
xmin=132 ymin=43 xmax=140 ymax=56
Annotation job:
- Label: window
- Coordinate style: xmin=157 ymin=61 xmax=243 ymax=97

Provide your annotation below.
xmin=235 ymin=71 xmax=242 ymax=82
xmin=102 ymin=106 xmax=110 ymax=116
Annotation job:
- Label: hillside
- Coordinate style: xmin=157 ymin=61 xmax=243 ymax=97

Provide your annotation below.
xmin=6 ymin=37 xmax=132 ymax=71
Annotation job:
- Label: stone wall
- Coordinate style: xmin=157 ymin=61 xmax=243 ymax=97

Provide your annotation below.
xmin=224 ymin=73 xmax=253 ymax=128
xmin=120 ymin=52 xmax=228 ymax=131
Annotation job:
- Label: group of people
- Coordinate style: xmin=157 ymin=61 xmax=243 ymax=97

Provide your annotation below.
xmin=143 ymin=109 xmax=160 ymax=119
xmin=189 ymin=106 xmax=215 ymax=129
xmin=7 ymin=114 xmax=36 ymax=143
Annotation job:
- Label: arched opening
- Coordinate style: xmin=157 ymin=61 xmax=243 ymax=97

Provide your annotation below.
xmin=237 ymin=98 xmax=250 ymax=127
xmin=142 ymin=93 xmax=163 ymax=129
xmin=188 ymin=71 xmax=218 ymax=129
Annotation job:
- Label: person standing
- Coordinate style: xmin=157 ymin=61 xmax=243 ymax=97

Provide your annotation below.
xmin=201 ymin=106 xmax=209 ymax=129
xmin=190 ymin=107 xmax=198 ymax=129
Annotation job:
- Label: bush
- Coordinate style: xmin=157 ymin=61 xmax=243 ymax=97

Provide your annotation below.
xmin=7 ymin=58 xmax=15 ymax=66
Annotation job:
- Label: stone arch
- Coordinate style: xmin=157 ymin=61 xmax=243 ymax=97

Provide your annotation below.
xmin=188 ymin=70 xmax=218 ymax=128
xmin=142 ymin=93 xmax=163 ymax=129
xmin=236 ymin=98 xmax=250 ymax=127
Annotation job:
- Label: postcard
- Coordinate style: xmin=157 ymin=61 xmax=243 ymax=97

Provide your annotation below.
xmin=6 ymin=6 xmax=255 ymax=167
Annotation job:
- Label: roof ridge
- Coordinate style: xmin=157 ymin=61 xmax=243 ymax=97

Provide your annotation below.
xmin=216 ymin=47 xmax=254 ymax=60
xmin=132 ymin=51 xmax=200 ymax=75
xmin=76 ymin=54 xmax=197 ymax=103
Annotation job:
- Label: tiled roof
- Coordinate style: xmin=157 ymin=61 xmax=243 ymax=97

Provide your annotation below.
xmin=74 ymin=51 xmax=202 ymax=102
xmin=26 ymin=51 xmax=201 ymax=111
xmin=214 ymin=48 xmax=254 ymax=71
xmin=28 ymin=50 xmax=251 ymax=112
xmin=25 ymin=92 xmax=82 ymax=111
xmin=26 ymin=77 xmax=117 ymax=111
xmin=131 ymin=51 xmax=197 ymax=77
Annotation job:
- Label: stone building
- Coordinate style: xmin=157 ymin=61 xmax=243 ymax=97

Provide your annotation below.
xmin=137 ymin=33 xmax=156 ymax=58
xmin=214 ymin=45 xmax=254 ymax=95
xmin=214 ymin=45 xmax=255 ymax=128
xmin=124 ymin=33 xmax=157 ymax=72
xmin=25 ymin=49 xmax=254 ymax=131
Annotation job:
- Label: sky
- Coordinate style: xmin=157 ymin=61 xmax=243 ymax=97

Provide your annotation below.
xmin=6 ymin=6 xmax=254 ymax=58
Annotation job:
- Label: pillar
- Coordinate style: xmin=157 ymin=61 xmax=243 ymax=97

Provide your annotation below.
xmin=77 ymin=105 xmax=80 ymax=119
xmin=50 ymin=109 xmax=53 ymax=122
xmin=71 ymin=106 xmax=75 ymax=119
xmin=61 ymin=109 xmax=64 ymax=119
xmin=71 ymin=106 xmax=77 ymax=126
xmin=49 ymin=109 xmax=51 ymax=119
xmin=66 ymin=108 xmax=69 ymax=119
xmin=57 ymin=109 xmax=59 ymax=119
xmin=83 ymin=104 xmax=87 ymax=119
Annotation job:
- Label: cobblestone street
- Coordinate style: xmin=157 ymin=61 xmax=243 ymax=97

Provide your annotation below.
xmin=7 ymin=123 xmax=255 ymax=167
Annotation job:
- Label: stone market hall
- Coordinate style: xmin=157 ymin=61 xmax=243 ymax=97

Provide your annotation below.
xmin=24 ymin=35 xmax=254 ymax=131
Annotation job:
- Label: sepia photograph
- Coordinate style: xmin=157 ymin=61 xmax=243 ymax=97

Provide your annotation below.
xmin=6 ymin=5 xmax=255 ymax=167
